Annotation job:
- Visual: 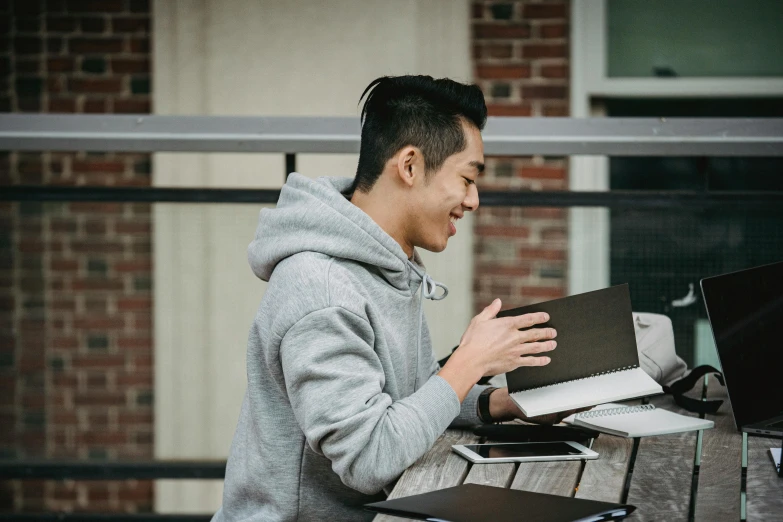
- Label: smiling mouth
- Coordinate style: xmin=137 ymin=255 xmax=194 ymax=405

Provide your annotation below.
xmin=449 ymin=214 xmax=461 ymax=235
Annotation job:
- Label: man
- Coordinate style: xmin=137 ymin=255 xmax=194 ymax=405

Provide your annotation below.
xmin=213 ymin=76 xmax=566 ymax=522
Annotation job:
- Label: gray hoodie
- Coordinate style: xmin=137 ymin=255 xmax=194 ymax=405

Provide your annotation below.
xmin=213 ymin=173 xmax=486 ymax=522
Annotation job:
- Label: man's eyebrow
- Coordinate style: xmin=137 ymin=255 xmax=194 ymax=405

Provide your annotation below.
xmin=469 ymin=161 xmax=485 ymax=174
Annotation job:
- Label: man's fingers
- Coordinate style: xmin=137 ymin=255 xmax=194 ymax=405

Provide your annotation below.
xmin=516 ymin=340 xmax=556 ymax=356
xmin=516 ymin=355 xmax=551 ymax=367
xmin=477 ymin=298 xmax=502 ymax=321
xmin=515 ymin=327 xmax=557 ymax=344
xmin=509 ymin=312 xmax=550 ymax=329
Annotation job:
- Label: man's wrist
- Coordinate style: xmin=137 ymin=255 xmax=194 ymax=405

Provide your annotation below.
xmin=487 ymin=387 xmax=522 ymax=423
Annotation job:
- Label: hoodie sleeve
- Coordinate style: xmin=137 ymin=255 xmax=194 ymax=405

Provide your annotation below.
xmin=280 ymin=306 xmax=461 ymax=495
xmin=426 ymin=355 xmax=488 ymax=427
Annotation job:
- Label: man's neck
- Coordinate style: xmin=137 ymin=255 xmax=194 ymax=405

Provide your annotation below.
xmin=350 ymin=185 xmax=414 ymax=259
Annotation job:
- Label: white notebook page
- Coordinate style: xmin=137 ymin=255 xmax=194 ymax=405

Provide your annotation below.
xmin=508 ymin=367 xmax=662 ymax=418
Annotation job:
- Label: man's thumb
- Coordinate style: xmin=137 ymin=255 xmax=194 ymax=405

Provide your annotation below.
xmin=481 ymin=298 xmax=502 ymax=320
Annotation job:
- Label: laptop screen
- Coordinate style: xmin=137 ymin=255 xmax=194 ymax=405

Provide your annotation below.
xmin=700 ymin=261 xmax=783 ymax=430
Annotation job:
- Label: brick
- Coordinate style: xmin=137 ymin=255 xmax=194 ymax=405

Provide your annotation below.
xmin=84 ymin=220 xmax=107 ymax=235
xmin=541 ymin=227 xmax=567 ymax=241
xmin=114 ymin=259 xmax=151 ymax=272
xmin=117 ymin=336 xmax=151 ymax=350
xmin=16 ymin=16 xmax=42 ymax=32
xmin=48 ymin=97 xmax=77 ymax=113
xmin=82 ymin=98 xmax=108 ymax=113
xmin=68 ymin=77 xmax=123 ymax=94
xmin=16 ymin=77 xmax=44 ymax=97
xmin=71 ymin=278 xmax=124 ymax=291
xmin=522 ymin=3 xmax=567 ymax=19
xmin=477 ymin=65 xmax=530 ymax=80
xmin=71 ymin=355 xmax=126 ymax=371
xmin=520 ymin=286 xmax=565 ymax=299
xmin=129 ymin=38 xmax=149 ymax=54
xmin=51 ymin=336 xmax=78 ymax=349
xmin=80 ymin=16 xmax=106 ymax=33
xmin=71 ymin=159 xmax=125 ymax=174
xmin=47 ymin=76 xmax=65 ymax=93
xmin=542 ymin=104 xmax=569 ymax=117
xmin=113 ymin=98 xmax=151 ymax=114
xmin=521 ymin=43 xmax=567 ymax=59
xmin=86 ymin=372 xmax=107 ymax=388
xmin=130 ymin=76 xmax=150 ymax=94
xmin=472 ymin=2 xmax=484 ymax=19
xmin=114 ymin=220 xmax=149 ymax=234
xmin=540 ymin=64 xmax=568 ymax=79
xmin=50 ymin=258 xmax=78 ymax=271
xmin=81 ymin=57 xmax=107 ymax=74
xmin=473 ymin=23 xmax=530 ymax=39
xmin=70 ymin=202 xmax=122 ymax=213
xmin=68 ymin=37 xmax=123 ymax=54
xmin=110 ymin=57 xmax=149 ymax=74
xmin=73 ymin=316 xmax=124 ymax=329
xmin=540 ymin=23 xmax=568 ymax=39
xmin=51 ymin=298 xmax=76 ymax=311
xmin=14 ymin=37 xmax=42 ymax=55
xmin=522 ymin=208 xmax=564 ymax=219
xmin=129 ymin=0 xmax=149 ymax=12
xmin=475 ymin=226 xmax=531 ymax=238
xmin=521 ymin=85 xmax=568 ymax=100
xmin=486 ymin=104 xmax=532 ymax=117
xmin=71 ymin=241 xmax=124 ymax=254
xmin=46 ymin=16 xmax=77 ymax=32
xmin=117 ymin=297 xmax=150 ymax=311
xmin=480 ymin=264 xmax=533 ymax=277
xmin=66 ymin=0 xmax=124 ymax=13
xmin=76 ymin=431 xmax=127 ymax=445
xmin=116 ymin=373 xmax=151 ymax=387
xmin=518 ymin=248 xmax=565 ymax=261
xmin=13 ymin=0 xmax=44 ymax=16
xmin=517 ymin=166 xmax=566 ymax=180
xmin=484 ymin=43 xmax=513 ymax=59
xmin=112 ymin=17 xmax=150 ymax=33
xmin=47 ymin=36 xmax=65 ymax=54
xmin=17 ymin=59 xmax=41 ymax=74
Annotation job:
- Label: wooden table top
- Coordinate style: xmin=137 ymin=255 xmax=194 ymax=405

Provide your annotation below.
xmin=374 ymin=377 xmax=783 ymax=521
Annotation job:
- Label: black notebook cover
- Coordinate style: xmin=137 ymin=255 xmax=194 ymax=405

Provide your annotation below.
xmin=365 ymin=484 xmax=635 ymax=522
xmin=498 ymin=284 xmax=639 ymax=393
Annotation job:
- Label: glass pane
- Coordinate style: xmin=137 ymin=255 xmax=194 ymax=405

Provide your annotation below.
xmin=607 ymin=97 xmax=783 ymax=365
xmin=607 ymin=0 xmax=783 ymax=78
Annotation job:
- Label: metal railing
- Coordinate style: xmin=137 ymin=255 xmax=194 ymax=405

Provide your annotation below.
xmin=1 ymin=115 xmax=782 ymax=520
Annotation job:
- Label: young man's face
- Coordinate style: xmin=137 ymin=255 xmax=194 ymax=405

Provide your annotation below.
xmin=409 ymin=121 xmax=484 ymax=253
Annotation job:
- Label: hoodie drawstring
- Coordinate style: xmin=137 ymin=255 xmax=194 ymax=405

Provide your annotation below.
xmin=408 ymin=262 xmax=448 ymax=389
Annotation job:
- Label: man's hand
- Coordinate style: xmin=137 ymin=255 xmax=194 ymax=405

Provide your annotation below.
xmin=438 ymin=298 xmax=556 ymax=400
xmin=488 ymin=387 xmax=592 ymax=425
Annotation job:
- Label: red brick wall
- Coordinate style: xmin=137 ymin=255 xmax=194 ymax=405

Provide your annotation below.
xmin=1 ymin=0 xmax=153 ymax=512
xmin=471 ymin=0 xmax=570 ymax=312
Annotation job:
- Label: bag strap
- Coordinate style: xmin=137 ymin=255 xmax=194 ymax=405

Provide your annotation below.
xmin=662 ymin=365 xmax=725 ymax=414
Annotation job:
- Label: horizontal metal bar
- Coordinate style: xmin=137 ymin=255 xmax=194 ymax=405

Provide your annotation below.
xmin=0 ymin=460 xmax=226 ymax=480
xmin=3 ymin=185 xmax=783 ymax=209
xmin=1 ymin=115 xmax=781 ymax=156
xmin=0 ymin=515 xmax=213 ymax=522
xmin=1 ymin=186 xmax=281 ymax=204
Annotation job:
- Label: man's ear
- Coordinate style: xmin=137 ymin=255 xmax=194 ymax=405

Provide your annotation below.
xmin=395 ymin=146 xmax=421 ymax=188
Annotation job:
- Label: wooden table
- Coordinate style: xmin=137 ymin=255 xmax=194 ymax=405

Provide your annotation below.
xmin=374 ymin=378 xmax=783 ymax=521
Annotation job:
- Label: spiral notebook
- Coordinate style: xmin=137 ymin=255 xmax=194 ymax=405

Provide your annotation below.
xmin=562 ymin=403 xmax=714 ymax=438
xmin=500 ymin=285 xmax=663 ymax=417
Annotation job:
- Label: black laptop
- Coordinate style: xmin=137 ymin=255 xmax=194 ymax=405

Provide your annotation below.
xmin=700 ymin=261 xmax=783 ymax=437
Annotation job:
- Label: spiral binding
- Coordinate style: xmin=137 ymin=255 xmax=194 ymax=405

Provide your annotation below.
xmin=576 ymin=404 xmax=655 ymax=419
xmin=517 ymin=365 xmax=639 ymax=392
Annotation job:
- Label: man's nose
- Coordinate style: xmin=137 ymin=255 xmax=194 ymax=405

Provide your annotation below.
xmin=463 ymin=183 xmax=479 ymax=212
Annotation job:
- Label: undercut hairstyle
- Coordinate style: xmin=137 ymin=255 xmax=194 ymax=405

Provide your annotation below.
xmin=352 ymin=75 xmax=487 ymax=194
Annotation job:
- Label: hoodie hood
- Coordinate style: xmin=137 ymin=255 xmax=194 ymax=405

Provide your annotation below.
xmin=248 ymin=173 xmax=421 ymax=292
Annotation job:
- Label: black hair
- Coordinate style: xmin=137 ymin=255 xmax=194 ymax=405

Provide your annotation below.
xmin=352 ymin=75 xmax=487 ymax=193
